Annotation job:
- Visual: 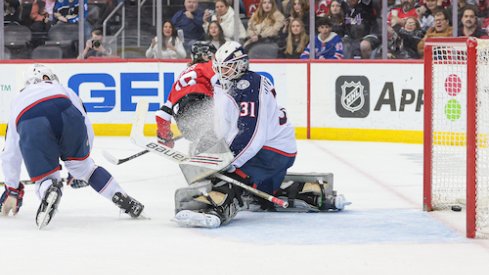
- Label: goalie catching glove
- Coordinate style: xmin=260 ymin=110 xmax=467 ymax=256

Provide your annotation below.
xmin=156 ymin=116 xmax=175 ymax=148
xmin=0 ymin=182 xmax=25 ymax=216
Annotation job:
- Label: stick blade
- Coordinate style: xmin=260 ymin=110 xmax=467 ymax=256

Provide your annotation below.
xmin=102 ymin=150 xmax=120 ymax=165
xmin=179 ymin=140 xmax=234 ymax=184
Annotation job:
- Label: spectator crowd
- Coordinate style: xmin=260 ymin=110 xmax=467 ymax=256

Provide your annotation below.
xmin=3 ymin=0 xmax=489 ymax=60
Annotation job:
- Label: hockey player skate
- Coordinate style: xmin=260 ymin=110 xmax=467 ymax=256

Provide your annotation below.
xmin=275 ymin=173 xmax=351 ymax=212
xmin=112 ymin=192 xmax=145 ymax=218
xmin=36 ymin=179 xmax=63 ymax=229
xmin=173 ymin=180 xmax=240 ymax=228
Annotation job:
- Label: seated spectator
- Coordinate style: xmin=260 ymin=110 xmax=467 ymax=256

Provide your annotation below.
xmin=203 ymin=0 xmax=246 ymax=42
xmin=341 ymin=0 xmax=377 ymax=58
xmin=417 ymin=0 xmax=439 ymax=33
xmin=395 ymin=16 xmax=424 ymax=58
xmin=371 ymin=25 xmax=401 ymax=59
xmin=301 ymin=17 xmax=343 ymax=59
xmin=54 ymin=0 xmax=91 ymax=39
xmin=244 ymin=0 xmax=285 ymax=49
xmin=244 ymin=0 xmax=283 ymax=18
xmin=205 ymin=21 xmax=227 ymax=49
xmin=4 ymin=0 xmax=21 ymax=24
xmin=417 ymin=9 xmax=453 ymax=57
xmin=79 ymin=28 xmax=112 ymax=59
xmin=30 ymin=0 xmax=53 ymax=47
xmin=315 ymin=0 xmax=332 ymax=17
xmin=457 ymin=5 xmax=488 ymax=38
xmin=54 ymin=0 xmax=88 ymax=24
xmin=172 ymin=0 xmax=205 ymax=55
xmin=279 ymin=18 xmax=308 ymax=59
xmin=387 ymin=0 xmax=418 ymax=27
xmin=283 ymin=0 xmax=310 ymax=31
xmin=327 ymin=0 xmax=346 ymax=38
xmin=145 ymin=20 xmax=186 ymax=59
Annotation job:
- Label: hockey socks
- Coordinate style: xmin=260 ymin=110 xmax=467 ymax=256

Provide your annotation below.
xmin=88 ymin=167 xmax=124 ymax=200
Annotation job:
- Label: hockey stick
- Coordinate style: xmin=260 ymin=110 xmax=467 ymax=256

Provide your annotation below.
xmin=0 ymin=180 xmax=35 ymax=186
xmin=130 ymin=100 xmax=288 ymax=208
xmin=130 ymin=100 xmax=234 ymax=183
xmin=102 ymin=136 xmax=184 ymax=165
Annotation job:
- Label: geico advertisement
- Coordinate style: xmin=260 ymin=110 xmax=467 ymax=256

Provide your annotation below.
xmin=311 ymin=63 xmax=425 ymax=130
xmin=0 ymin=62 xmax=295 ymax=124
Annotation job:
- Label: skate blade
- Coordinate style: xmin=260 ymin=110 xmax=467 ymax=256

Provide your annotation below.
xmin=36 ymin=192 xmax=58 ymax=230
xmin=117 ymin=210 xmax=151 ymax=220
xmin=173 ymin=210 xmax=221 ymax=228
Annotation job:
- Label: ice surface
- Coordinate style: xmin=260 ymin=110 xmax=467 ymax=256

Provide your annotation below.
xmin=1 ymin=137 xmax=489 ymax=275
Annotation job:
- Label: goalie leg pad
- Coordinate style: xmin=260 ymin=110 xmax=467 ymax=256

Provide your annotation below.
xmin=175 ymin=180 xmax=213 ymax=213
xmin=173 ymin=181 xmax=240 ymax=228
xmin=277 ymin=172 xmax=350 ymax=211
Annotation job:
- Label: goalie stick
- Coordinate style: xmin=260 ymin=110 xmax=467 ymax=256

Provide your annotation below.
xmin=130 ymin=100 xmax=289 ymax=208
xmin=102 ymin=136 xmax=184 ymax=165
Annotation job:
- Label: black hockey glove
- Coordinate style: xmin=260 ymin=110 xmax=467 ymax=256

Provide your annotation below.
xmin=0 ymin=182 xmax=25 ymax=216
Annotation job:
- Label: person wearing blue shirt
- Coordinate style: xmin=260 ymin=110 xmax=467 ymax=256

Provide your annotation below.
xmin=300 ymin=17 xmax=344 ymax=59
xmin=171 ymin=0 xmax=205 ymax=56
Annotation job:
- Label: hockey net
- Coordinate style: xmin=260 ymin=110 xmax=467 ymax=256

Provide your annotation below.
xmin=424 ymin=38 xmax=489 ymax=238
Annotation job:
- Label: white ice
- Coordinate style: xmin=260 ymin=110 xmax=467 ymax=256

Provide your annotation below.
xmin=1 ymin=137 xmax=489 ymax=275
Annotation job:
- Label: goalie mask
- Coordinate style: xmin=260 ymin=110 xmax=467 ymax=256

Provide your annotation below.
xmin=212 ymin=41 xmax=249 ymax=84
xmin=191 ymin=41 xmax=217 ymax=63
xmin=24 ymin=64 xmax=59 ymax=86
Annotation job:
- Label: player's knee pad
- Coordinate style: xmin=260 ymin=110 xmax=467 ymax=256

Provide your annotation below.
xmin=64 ymin=157 xmax=96 ymax=181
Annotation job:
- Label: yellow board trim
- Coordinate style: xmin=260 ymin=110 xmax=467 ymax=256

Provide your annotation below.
xmin=310 ymin=128 xmax=424 ymax=144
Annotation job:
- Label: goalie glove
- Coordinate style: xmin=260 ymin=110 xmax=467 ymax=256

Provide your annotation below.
xmin=156 ymin=116 xmax=174 ymax=148
xmin=0 ymin=182 xmax=25 ymax=216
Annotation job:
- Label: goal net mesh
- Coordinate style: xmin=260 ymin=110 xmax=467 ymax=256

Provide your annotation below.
xmin=429 ymin=39 xmax=489 ymax=238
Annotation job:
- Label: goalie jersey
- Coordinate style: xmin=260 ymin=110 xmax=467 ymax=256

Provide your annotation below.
xmin=213 ymin=71 xmax=297 ymax=168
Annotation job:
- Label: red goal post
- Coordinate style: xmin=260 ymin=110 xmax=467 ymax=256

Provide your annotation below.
xmin=423 ymin=37 xmax=489 ymax=239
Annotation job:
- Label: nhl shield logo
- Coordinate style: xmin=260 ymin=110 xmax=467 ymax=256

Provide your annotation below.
xmin=340 ymin=81 xmax=365 ymax=112
xmin=335 ymin=76 xmax=370 ymax=118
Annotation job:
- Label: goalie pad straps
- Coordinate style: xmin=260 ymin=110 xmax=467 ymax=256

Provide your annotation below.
xmin=279 ymin=182 xmax=323 ymax=208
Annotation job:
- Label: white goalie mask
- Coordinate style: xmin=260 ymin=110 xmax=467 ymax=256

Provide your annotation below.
xmin=24 ymin=64 xmax=59 ymax=86
xmin=212 ymin=41 xmax=249 ymax=86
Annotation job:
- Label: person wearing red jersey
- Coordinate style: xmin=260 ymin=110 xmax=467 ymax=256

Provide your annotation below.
xmin=155 ymin=41 xmax=217 ymax=151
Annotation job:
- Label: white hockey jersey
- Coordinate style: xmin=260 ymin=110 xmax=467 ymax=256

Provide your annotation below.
xmin=213 ymin=71 xmax=297 ymax=168
xmin=1 ymin=81 xmax=93 ymax=188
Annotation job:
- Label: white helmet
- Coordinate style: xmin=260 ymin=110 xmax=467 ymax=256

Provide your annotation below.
xmin=212 ymin=41 xmax=249 ymax=84
xmin=24 ymin=64 xmax=59 ymax=86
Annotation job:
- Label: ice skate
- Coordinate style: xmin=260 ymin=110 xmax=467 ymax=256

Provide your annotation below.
xmin=173 ymin=210 xmax=221 ymax=228
xmin=334 ymin=194 xmax=351 ymax=211
xmin=36 ymin=180 xmax=63 ymax=230
xmin=112 ymin=192 xmax=147 ymax=219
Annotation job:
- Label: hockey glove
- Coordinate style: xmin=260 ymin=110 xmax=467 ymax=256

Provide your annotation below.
xmin=156 ymin=116 xmax=175 ymax=148
xmin=0 ymin=182 xmax=25 ymax=216
xmin=66 ymin=173 xmax=89 ymax=189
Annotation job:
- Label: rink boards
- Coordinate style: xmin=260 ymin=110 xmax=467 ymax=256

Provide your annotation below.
xmin=0 ymin=59 xmax=424 ymax=143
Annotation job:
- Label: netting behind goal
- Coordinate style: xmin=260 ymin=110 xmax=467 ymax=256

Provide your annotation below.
xmin=424 ymin=38 xmax=489 ymax=238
